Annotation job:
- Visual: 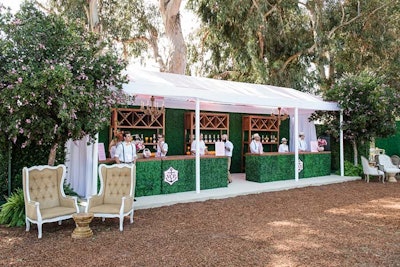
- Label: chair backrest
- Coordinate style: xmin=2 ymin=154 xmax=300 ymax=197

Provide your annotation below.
xmin=378 ymin=154 xmax=397 ymax=169
xmin=23 ymin=165 xmax=65 ymax=210
xmin=390 ymin=155 xmax=400 ymax=167
xmin=361 ymin=156 xmax=372 ymax=174
xmin=99 ymin=164 xmax=135 ymax=205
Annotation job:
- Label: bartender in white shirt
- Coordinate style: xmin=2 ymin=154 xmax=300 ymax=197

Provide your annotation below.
xmin=278 ymin=137 xmax=289 ymax=153
xmin=191 ymin=133 xmax=207 ymax=155
xmin=298 ymin=132 xmax=307 ymax=152
xmin=249 ymin=133 xmax=263 ymax=154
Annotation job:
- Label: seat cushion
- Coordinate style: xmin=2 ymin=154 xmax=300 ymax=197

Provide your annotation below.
xmin=88 ymin=204 xmax=122 ymax=214
xmin=384 ymin=168 xmax=399 ymax=173
xmin=40 ymin=206 xmax=77 ymax=220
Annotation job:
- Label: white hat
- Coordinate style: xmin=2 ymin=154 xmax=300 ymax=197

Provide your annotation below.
xmin=253 ymin=133 xmax=260 ymax=139
xmin=281 ymin=138 xmax=287 ymax=142
xmin=299 ymin=132 xmax=305 ymax=137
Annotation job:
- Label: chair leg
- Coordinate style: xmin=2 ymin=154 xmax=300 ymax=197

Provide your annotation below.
xmin=38 ymin=223 xmax=43 ymax=239
xmin=366 ymin=174 xmax=369 ymax=183
xmin=130 ymin=211 xmax=134 ymax=224
xmin=119 ymin=217 xmax=124 ymax=231
xmin=25 ymin=218 xmax=30 ymax=232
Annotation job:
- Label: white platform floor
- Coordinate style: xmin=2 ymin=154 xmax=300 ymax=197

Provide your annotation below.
xmin=134 ymin=173 xmax=361 ymax=210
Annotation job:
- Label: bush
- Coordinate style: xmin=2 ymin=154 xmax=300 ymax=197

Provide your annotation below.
xmin=334 ymin=160 xmax=362 ymax=177
xmin=0 ymin=188 xmax=25 ymax=227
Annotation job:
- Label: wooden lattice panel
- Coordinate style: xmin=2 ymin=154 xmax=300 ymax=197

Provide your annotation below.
xmin=113 ymin=108 xmax=164 ymax=128
xmin=250 ymin=117 xmax=279 ymax=131
xmin=185 ymin=112 xmax=229 ymax=130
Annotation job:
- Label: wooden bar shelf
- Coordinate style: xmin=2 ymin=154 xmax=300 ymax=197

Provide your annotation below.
xmin=184 ymin=112 xmax=229 ymax=153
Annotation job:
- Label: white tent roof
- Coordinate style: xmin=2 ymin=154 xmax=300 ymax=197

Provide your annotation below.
xmin=122 ymin=67 xmax=340 ymax=114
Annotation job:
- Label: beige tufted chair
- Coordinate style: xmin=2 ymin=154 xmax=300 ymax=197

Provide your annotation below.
xmin=377 ymin=154 xmax=400 ymax=182
xmin=23 ymin=165 xmax=79 ymax=238
xmin=85 ymin=164 xmax=136 ymax=231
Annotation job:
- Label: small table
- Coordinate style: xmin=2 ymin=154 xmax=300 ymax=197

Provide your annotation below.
xmin=72 ymin=213 xmax=94 ymax=239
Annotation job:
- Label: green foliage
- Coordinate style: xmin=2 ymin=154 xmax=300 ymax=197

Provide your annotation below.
xmin=47 ymin=0 xmax=163 ymax=62
xmin=63 ymin=181 xmax=79 ymax=197
xmin=334 ymin=160 xmax=362 ymax=177
xmin=312 ymin=71 xmax=399 ymax=144
xmin=187 ymin=0 xmax=312 ymax=88
xmin=187 ymin=0 xmax=400 ymax=96
xmin=0 ymin=188 xmax=25 ymax=227
xmin=0 ymin=2 xmax=131 ymax=164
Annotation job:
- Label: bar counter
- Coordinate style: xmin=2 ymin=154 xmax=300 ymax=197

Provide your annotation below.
xmin=245 ymin=152 xmax=331 ymax=183
xmin=99 ymin=155 xmax=228 ymax=197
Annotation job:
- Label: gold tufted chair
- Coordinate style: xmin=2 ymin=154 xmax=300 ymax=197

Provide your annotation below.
xmin=85 ymin=164 xmax=136 ymax=231
xmin=23 ymin=165 xmax=79 ymax=238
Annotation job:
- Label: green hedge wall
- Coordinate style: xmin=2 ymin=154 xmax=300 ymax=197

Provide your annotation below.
xmin=245 ymin=152 xmax=331 ymax=183
xmin=99 ymin=108 xmax=291 ymax=174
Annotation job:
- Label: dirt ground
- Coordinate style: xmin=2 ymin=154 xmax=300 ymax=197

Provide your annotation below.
xmin=1 ymin=180 xmax=399 ymax=267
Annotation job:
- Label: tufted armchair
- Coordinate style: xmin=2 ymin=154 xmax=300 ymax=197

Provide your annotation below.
xmin=85 ymin=164 xmax=136 ymax=231
xmin=377 ymin=154 xmax=400 ymax=182
xmin=23 ymin=165 xmax=79 ymax=238
xmin=361 ymin=156 xmax=385 ymax=183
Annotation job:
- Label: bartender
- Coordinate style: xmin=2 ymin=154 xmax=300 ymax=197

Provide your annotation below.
xmin=249 ymin=133 xmax=263 ymax=154
xmin=298 ymin=132 xmax=307 ymax=152
xmin=191 ymin=133 xmax=207 ymax=155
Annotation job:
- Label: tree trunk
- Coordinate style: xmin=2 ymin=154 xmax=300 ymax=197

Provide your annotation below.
xmin=48 ymin=143 xmax=58 ymax=166
xmin=159 ymin=0 xmax=187 ymax=74
xmin=352 ymin=140 xmax=358 ymax=166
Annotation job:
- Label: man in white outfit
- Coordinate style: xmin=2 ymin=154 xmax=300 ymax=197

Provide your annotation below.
xmin=114 ymin=132 xmax=137 ymax=164
xmin=278 ymin=137 xmax=289 ymax=153
xmin=191 ymin=133 xmax=207 ymax=155
xmin=249 ymin=133 xmax=263 ymax=154
xmin=298 ymin=132 xmax=307 ymax=152
xmin=221 ymin=134 xmax=234 ymax=183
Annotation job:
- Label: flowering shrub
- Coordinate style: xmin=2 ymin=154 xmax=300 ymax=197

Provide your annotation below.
xmin=318 ymin=138 xmax=327 ymax=147
xmin=0 ymin=2 xmax=132 ymax=165
xmin=135 ymin=141 xmax=146 ymax=151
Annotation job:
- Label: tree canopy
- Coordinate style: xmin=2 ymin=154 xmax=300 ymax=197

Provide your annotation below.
xmin=187 ymin=0 xmax=400 ymax=93
xmin=310 ymin=71 xmax=400 ymax=164
xmin=0 ymin=1 xmax=130 ymax=165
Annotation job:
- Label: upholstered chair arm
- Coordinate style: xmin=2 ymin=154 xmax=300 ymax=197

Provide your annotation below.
xmin=59 ymin=196 xmax=79 ymax=210
xmin=377 ymin=164 xmax=384 ymax=171
xmin=121 ymin=196 xmax=134 ymax=213
xmin=26 ymin=201 xmax=41 ymax=221
xmin=85 ymin=195 xmax=103 ymax=212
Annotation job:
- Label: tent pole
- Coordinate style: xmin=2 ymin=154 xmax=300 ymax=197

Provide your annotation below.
xmin=294 ymin=108 xmax=299 ymax=181
xmin=91 ymin=133 xmax=99 ymax=197
xmin=340 ymin=110 xmax=344 ymax=176
xmin=195 ymin=98 xmax=200 ymax=193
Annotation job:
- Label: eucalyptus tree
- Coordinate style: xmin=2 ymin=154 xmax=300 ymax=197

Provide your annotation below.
xmin=45 ymin=0 xmax=187 ymax=74
xmin=187 ymin=0 xmax=400 ymax=92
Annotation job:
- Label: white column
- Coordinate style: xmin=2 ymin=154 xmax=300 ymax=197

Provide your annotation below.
xmin=294 ymin=107 xmax=299 ymax=181
xmin=340 ymin=110 xmax=344 ymax=176
xmin=195 ymin=98 xmax=201 ymax=193
xmin=89 ymin=133 xmax=99 ymax=197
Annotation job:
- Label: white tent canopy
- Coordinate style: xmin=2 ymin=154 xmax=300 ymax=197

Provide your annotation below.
xmin=68 ymin=68 xmax=343 ymax=198
xmin=123 ymin=67 xmax=340 ymax=114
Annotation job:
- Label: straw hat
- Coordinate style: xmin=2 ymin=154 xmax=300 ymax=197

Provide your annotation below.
xmin=281 ymin=138 xmax=287 ymax=142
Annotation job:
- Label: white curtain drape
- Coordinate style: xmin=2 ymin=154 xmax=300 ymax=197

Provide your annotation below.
xmin=289 ymin=113 xmax=317 ymax=152
xmin=65 ymin=136 xmax=95 ymax=198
